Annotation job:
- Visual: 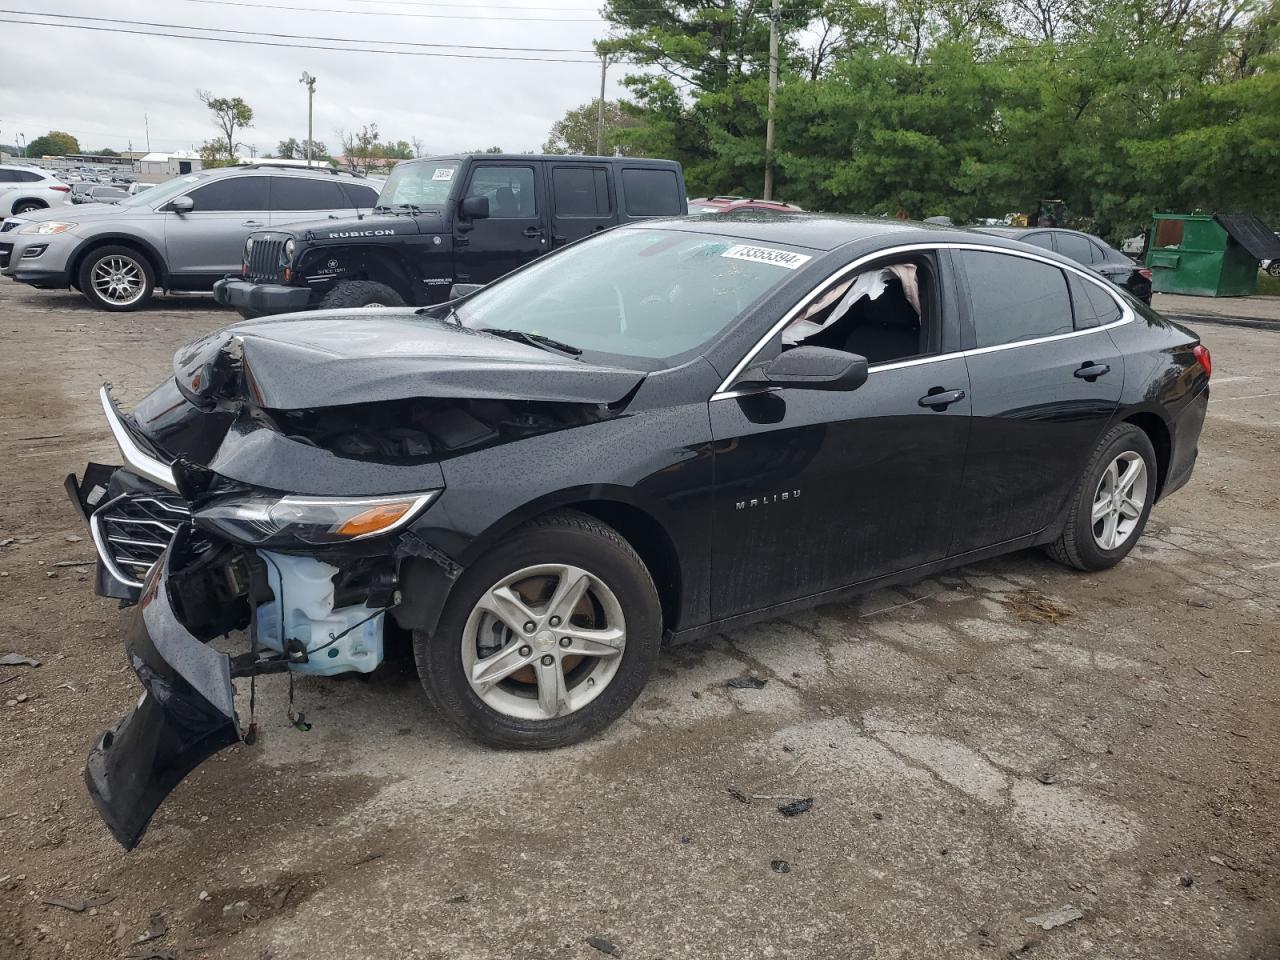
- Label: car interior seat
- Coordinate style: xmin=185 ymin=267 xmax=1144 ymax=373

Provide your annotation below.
xmin=493 ymin=186 xmax=518 ymax=218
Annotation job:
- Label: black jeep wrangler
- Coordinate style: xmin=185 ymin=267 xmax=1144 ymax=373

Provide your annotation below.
xmin=213 ymin=153 xmax=687 ymax=317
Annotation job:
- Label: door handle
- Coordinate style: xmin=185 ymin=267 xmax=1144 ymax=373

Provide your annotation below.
xmin=918 ymin=388 xmax=966 ymax=410
xmin=241 ymin=220 xmax=264 ymax=228
xmin=1074 ymin=362 xmax=1111 ymax=381
xmin=522 ymin=226 xmax=544 ymax=238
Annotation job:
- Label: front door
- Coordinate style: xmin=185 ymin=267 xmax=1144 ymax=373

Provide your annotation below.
xmin=949 ymin=249 xmax=1124 ymax=553
xmin=549 ymin=164 xmax=614 ymax=247
xmin=455 ymin=162 xmax=547 ymax=284
xmin=710 ymin=251 xmax=971 ymax=619
xmin=163 ymin=175 xmax=271 ymax=281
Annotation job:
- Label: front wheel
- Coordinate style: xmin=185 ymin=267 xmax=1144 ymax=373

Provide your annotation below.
xmin=12 ymin=200 xmax=46 ymax=215
xmin=1268 ymin=260 xmax=1280 ymax=279
xmin=414 ymin=510 xmax=662 ymax=749
xmin=1046 ymin=423 xmax=1157 ymax=571
xmin=77 ymin=245 xmax=156 ymax=311
xmin=318 ymin=280 xmax=406 ymax=311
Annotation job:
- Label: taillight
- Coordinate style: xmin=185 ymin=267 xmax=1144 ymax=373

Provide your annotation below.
xmin=1138 ymin=268 xmax=1152 ymax=280
xmin=50 ymin=185 xmax=71 ymax=193
xmin=1193 ymin=344 xmax=1212 ymax=379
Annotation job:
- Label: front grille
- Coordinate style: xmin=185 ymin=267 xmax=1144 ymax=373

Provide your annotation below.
xmin=245 ymin=236 xmax=285 ymax=282
xmin=91 ymin=491 xmax=191 ymax=587
xmin=0 ymin=242 xmax=11 ymax=269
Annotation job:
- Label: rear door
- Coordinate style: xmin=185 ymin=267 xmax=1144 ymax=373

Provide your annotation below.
xmin=549 ymin=164 xmax=614 ymax=247
xmin=949 ymin=249 xmax=1124 ymax=553
xmin=617 ymin=166 xmax=685 ymax=222
xmin=162 ymin=175 xmax=270 ymax=280
xmin=269 ymin=175 xmax=354 ymax=227
xmin=454 ymin=161 xmax=547 ymax=284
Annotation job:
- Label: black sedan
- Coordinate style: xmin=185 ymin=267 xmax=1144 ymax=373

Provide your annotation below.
xmin=69 ymin=214 xmax=1210 ymax=848
xmin=979 ymin=226 xmax=1153 ymax=303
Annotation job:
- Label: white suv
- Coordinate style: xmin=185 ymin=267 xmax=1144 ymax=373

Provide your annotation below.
xmin=0 ymin=164 xmax=71 ymax=217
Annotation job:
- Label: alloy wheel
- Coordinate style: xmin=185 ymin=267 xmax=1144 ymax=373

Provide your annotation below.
xmin=461 ymin=563 xmax=627 ymax=721
xmin=1091 ymin=451 xmax=1147 ymax=550
xmin=91 ymin=255 xmax=146 ymax=306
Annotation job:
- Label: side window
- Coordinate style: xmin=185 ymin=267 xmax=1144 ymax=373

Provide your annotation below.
xmin=552 ymin=166 xmax=611 ymax=217
xmin=959 ymin=251 xmax=1073 ymax=347
xmin=0 ymin=171 xmax=15 ymax=182
xmin=1067 ymin=273 xmax=1123 ymax=329
xmin=621 ymin=168 xmax=681 ymax=216
xmin=1055 ymin=232 xmax=1096 ymax=265
xmin=1022 ymin=232 xmax=1054 ymax=250
xmin=465 ymin=165 xmax=537 ymax=219
xmin=16 ymin=170 xmax=44 ymax=183
xmin=186 ymin=176 xmax=269 ymax=212
xmin=782 ymin=257 xmax=936 ymax=365
xmin=340 ymin=182 xmax=379 ymax=208
xmin=270 ymin=177 xmax=347 ymax=211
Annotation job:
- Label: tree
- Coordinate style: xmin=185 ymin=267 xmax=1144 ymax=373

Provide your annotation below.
xmin=277 ymin=137 xmax=302 ymax=159
xmin=544 ymin=99 xmax=643 ymax=155
xmin=96 ymin=147 xmax=120 ymax=157
xmin=25 ymin=131 xmax=80 ymax=158
xmin=199 ymin=140 xmax=238 ymax=169
xmin=197 ymin=89 xmax=254 ymax=159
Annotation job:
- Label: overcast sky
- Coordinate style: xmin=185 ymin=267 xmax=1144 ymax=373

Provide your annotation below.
xmin=0 ymin=1 xmax=625 ymax=156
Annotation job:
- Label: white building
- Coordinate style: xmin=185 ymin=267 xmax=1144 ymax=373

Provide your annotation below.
xmin=137 ymin=150 xmax=204 ymax=177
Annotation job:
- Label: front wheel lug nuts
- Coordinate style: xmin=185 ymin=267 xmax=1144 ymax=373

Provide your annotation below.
xmin=549 ymin=616 xmax=561 ymax=627
xmin=523 ymin=621 xmax=536 ymax=633
xmin=541 ymin=654 xmax=555 ymax=666
xmin=519 ymin=645 xmax=532 ymax=657
xmin=559 ymin=637 xmax=571 ymax=647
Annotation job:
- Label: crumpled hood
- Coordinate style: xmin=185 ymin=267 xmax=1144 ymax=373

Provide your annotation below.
xmin=174 ymin=311 xmax=645 ymax=409
xmin=290 ymin=210 xmax=443 ymax=241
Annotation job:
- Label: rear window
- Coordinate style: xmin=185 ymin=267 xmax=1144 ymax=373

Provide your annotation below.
xmin=271 ymin=176 xmax=347 ymax=211
xmin=1056 ymin=232 xmax=1098 ymax=264
xmin=621 ymin=168 xmax=681 ymax=216
xmin=1068 ymin=273 xmax=1123 ymax=329
xmin=552 ymin=166 xmax=611 ymax=217
xmin=959 ymin=251 xmax=1073 ymax=347
xmin=341 ymin=182 xmax=379 ymax=208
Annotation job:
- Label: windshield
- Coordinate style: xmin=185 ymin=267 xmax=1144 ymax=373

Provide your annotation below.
xmin=118 ymin=173 xmax=205 ymax=208
xmin=455 ymin=228 xmax=814 ymax=365
xmin=377 ymin=160 xmax=459 ymax=207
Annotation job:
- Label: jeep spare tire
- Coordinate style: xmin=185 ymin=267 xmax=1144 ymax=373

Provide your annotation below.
xmin=318 ymin=280 xmax=406 ymax=310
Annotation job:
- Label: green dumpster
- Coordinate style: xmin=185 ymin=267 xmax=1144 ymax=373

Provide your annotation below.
xmin=1146 ymin=213 xmax=1280 ymax=297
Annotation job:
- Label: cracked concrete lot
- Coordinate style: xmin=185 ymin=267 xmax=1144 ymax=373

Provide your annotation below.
xmin=0 ymin=282 xmax=1277 ymax=960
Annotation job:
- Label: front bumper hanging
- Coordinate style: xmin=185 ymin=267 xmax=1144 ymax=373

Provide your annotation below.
xmin=84 ymin=528 xmax=241 ymax=850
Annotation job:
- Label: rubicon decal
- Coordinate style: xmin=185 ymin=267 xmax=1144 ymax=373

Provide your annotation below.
xmin=736 ymin=490 xmax=801 ymax=510
xmin=325 ymin=229 xmax=396 ymax=239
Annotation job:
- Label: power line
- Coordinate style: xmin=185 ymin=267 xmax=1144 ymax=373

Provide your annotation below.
xmin=0 ymin=16 xmax=604 ymax=62
xmin=0 ymin=8 xmax=598 ymax=52
xmin=169 ymin=0 xmax=605 ymax=21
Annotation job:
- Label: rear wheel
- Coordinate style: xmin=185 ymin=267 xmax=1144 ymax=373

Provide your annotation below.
xmin=318 ymin=280 xmax=405 ymax=311
xmin=12 ymin=200 xmax=46 ymax=215
xmin=1046 ymin=423 xmax=1157 ymax=571
xmin=414 ymin=510 xmax=662 ymax=749
xmin=77 ymin=245 xmax=155 ymax=312
xmin=1268 ymin=260 xmax=1280 ymax=279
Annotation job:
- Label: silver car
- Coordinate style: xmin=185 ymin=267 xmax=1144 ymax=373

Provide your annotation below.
xmin=0 ymin=163 xmax=379 ymax=311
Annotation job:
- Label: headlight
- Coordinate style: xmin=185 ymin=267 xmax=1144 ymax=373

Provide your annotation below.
xmin=283 ymin=239 xmax=295 ymax=262
xmin=18 ymin=221 xmax=75 ymax=235
xmin=193 ymin=490 xmax=440 ymax=547
xmin=245 ymin=236 xmax=255 ymax=256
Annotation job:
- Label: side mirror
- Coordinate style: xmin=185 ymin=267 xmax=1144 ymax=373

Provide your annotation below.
xmin=459 ymin=195 xmax=489 ymax=221
xmin=449 ymin=283 xmax=484 ymax=300
xmin=751 ymin=346 xmax=869 ymax=392
xmin=169 ymin=196 xmax=195 ymax=214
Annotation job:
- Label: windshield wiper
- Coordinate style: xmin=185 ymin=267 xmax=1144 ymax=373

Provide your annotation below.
xmin=480 ymin=327 xmax=582 ymax=356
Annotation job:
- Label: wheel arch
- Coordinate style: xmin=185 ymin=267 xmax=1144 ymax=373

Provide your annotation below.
xmin=1123 ymin=409 xmax=1171 ymax=498
xmin=69 ymin=234 xmax=168 ymax=286
xmin=300 ymin=245 xmax=415 ymax=301
xmin=11 ymin=197 xmax=49 ymax=213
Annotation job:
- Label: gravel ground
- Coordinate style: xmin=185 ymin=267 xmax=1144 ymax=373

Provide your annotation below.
xmin=0 ymin=282 xmax=1277 ymax=960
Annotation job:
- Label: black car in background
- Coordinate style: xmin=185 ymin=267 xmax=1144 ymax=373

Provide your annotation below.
xmin=70 ymin=214 xmax=1209 ymax=849
xmin=980 ymin=227 xmax=1153 ymax=303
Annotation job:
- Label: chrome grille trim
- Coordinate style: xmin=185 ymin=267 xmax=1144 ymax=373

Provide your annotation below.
xmin=246 ymin=236 xmax=285 ymax=282
xmin=89 ymin=490 xmax=191 ymax=588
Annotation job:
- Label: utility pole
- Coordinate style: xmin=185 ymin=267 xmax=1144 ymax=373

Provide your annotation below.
xmin=300 ymin=71 xmax=317 ymax=167
xmin=763 ymin=0 xmax=780 ymax=200
xmin=595 ymin=55 xmax=608 ymax=156
xmin=18 ymin=133 xmax=25 ymax=158
xmin=144 ymin=113 xmax=151 ymax=153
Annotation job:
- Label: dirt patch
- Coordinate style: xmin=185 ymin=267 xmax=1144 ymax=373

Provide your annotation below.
xmin=1000 ymin=587 xmax=1076 ymax=624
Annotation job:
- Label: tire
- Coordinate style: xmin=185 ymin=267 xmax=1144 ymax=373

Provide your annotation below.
xmin=1268 ymin=260 xmax=1280 ymax=279
xmin=77 ymin=245 xmax=155 ymax=312
xmin=318 ymin=280 xmax=406 ymax=310
xmin=12 ymin=200 xmax=46 ymax=215
xmin=1046 ymin=423 xmax=1157 ymax=572
xmin=414 ymin=509 xmax=662 ymax=749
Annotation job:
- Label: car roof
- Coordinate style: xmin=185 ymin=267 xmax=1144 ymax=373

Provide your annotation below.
xmin=979 ymin=225 xmax=1118 ymax=249
xmin=414 ymin=154 xmax=682 ymax=168
xmin=630 ymin=211 xmax=980 ymax=252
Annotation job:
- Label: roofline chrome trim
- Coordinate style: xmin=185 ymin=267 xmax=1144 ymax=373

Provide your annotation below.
xmin=100 ymin=385 xmax=178 ymax=492
xmin=713 ymin=241 xmax=1134 ymax=395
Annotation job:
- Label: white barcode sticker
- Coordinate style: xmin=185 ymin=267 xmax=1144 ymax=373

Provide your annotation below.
xmin=432 ymin=168 xmax=454 ymax=181
xmin=721 ymin=244 xmax=812 ymax=269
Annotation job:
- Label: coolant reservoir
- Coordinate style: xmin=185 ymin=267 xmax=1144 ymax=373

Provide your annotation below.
xmin=254 ymin=551 xmax=384 ymax=676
